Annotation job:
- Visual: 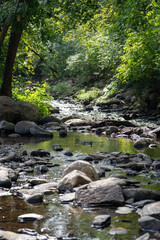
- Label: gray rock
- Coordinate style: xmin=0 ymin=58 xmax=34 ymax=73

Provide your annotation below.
xmin=0 ymin=120 xmax=15 ymax=132
xmin=62 ymin=160 xmax=99 ymax=181
xmin=133 ymin=138 xmax=150 ymax=149
xmin=52 ymin=144 xmax=63 ymax=151
xmin=92 ymin=215 xmax=111 ymax=228
xmin=150 ymin=127 xmax=160 ymax=138
xmin=75 ymin=184 xmax=124 ymax=206
xmin=138 ymin=215 xmax=160 ymax=232
xmin=30 ymin=149 xmax=50 ymax=157
xmin=58 ymin=170 xmax=92 ymax=188
xmin=0 ymin=96 xmax=20 ymax=123
xmin=116 ymin=206 xmax=134 ymax=214
xmin=16 ymin=101 xmax=40 ymax=122
xmin=18 ymin=213 xmax=43 ymax=222
xmin=38 ymin=115 xmax=61 ymax=125
xmin=30 ymin=125 xmax=53 ymax=137
xmin=0 ymin=230 xmax=38 ymax=240
xmin=109 ymin=227 xmax=128 ymax=235
xmin=59 ymin=192 xmax=76 ymax=203
xmin=142 ymin=201 xmax=160 ymax=218
xmin=26 ymin=193 xmax=43 ymax=204
xmin=0 ymin=166 xmax=15 ymax=188
xmin=88 ymin=177 xmax=126 ymax=189
xmin=15 ymin=121 xmax=36 ymax=134
xmin=123 ymin=188 xmax=160 ymax=202
xmin=136 ymin=233 xmax=150 ymax=240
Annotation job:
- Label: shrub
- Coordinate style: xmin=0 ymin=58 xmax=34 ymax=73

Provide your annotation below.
xmin=76 ymin=87 xmax=100 ymax=101
xmin=12 ymin=82 xmax=53 ymax=117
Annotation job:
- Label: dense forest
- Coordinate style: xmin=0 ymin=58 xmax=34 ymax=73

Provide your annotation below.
xmin=0 ymin=0 xmax=160 ymax=114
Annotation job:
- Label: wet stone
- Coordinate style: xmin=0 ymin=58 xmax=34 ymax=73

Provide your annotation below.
xmin=138 ymin=215 xmax=160 ymax=232
xmin=109 ymin=227 xmax=128 ymax=235
xmin=52 ymin=144 xmax=63 ymax=151
xmin=30 ymin=150 xmax=50 ymax=157
xmin=18 ymin=213 xmax=43 ymax=222
xmin=92 ymin=214 xmax=111 ymax=228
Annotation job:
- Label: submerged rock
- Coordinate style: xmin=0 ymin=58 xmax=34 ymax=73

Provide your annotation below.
xmin=92 ymin=214 xmax=111 ymax=228
xmin=18 ymin=213 xmax=43 ymax=222
xmin=133 ymin=138 xmax=150 ymax=149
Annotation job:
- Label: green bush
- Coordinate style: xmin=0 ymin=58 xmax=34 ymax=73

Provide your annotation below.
xmin=12 ymin=82 xmax=53 ymax=117
xmin=50 ymin=82 xmax=73 ymax=96
xmin=76 ymin=87 xmax=100 ymax=101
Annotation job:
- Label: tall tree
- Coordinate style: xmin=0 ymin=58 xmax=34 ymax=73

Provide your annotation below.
xmin=0 ymin=0 xmax=99 ymax=97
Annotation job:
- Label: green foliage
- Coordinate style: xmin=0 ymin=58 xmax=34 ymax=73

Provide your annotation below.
xmin=76 ymin=87 xmax=100 ymax=101
xmin=12 ymin=82 xmax=53 ymax=117
xmin=50 ymin=81 xmax=73 ymax=96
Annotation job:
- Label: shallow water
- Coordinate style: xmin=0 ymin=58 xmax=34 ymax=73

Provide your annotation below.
xmin=0 ymin=131 xmax=160 ymax=239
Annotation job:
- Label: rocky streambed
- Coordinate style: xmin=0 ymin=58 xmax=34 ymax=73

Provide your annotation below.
xmin=0 ymin=96 xmax=160 ymax=239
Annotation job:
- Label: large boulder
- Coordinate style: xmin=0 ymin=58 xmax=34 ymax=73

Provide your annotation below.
xmin=123 ymin=188 xmax=160 ymax=202
xmin=58 ymin=170 xmax=92 ymax=189
xmin=16 ymin=101 xmax=40 ymax=122
xmin=62 ymin=160 xmax=99 ymax=181
xmin=0 ymin=120 xmax=15 ymax=132
xmin=15 ymin=121 xmax=53 ymax=137
xmin=75 ymin=184 xmax=124 ymax=206
xmin=0 ymin=96 xmax=40 ymax=123
xmin=0 ymin=96 xmax=19 ymax=123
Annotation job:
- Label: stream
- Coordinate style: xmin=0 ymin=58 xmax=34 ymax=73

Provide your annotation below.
xmin=0 ymin=99 xmax=160 ymax=240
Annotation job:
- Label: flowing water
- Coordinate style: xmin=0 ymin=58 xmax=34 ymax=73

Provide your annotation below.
xmin=0 ymin=100 xmax=160 ymax=239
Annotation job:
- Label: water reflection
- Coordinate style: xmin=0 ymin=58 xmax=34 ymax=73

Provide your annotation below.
xmin=24 ymin=131 xmax=160 ymax=159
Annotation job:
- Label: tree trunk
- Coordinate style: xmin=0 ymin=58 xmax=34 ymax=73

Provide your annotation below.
xmin=0 ymin=18 xmax=10 ymax=48
xmin=0 ymin=29 xmax=22 ymax=97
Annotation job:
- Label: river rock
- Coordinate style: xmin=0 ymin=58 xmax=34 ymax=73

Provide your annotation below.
xmin=150 ymin=126 xmax=160 ymax=138
xmin=58 ymin=170 xmax=92 ymax=189
xmin=30 ymin=149 xmax=50 ymax=157
xmin=136 ymin=233 xmax=150 ymax=240
xmin=123 ymin=188 xmax=160 ymax=202
xmin=133 ymin=138 xmax=150 ymax=149
xmin=18 ymin=213 xmax=43 ymax=222
xmin=52 ymin=144 xmax=63 ymax=151
xmin=109 ymin=227 xmax=128 ymax=235
xmin=87 ymin=177 xmax=127 ymax=189
xmin=75 ymin=184 xmax=124 ymax=206
xmin=59 ymin=129 xmax=67 ymax=137
xmin=28 ymin=178 xmax=49 ymax=186
xmin=92 ymin=214 xmax=111 ymax=228
xmin=15 ymin=121 xmax=36 ymax=134
xmin=38 ymin=115 xmax=61 ymax=125
xmin=0 ymin=96 xmax=19 ymax=123
xmin=138 ymin=215 xmax=160 ymax=232
xmin=0 ymin=120 xmax=15 ymax=132
xmin=62 ymin=160 xmax=99 ymax=181
xmin=30 ymin=125 xmax=53 ymax=137
xmin=59 ymin=192 xmax=76 ymax=203
xmin=0 ymin=230 xmax=38 ymax=240
xmin=141 ymin=201 xmax=160 ymax=218
xmin=16 ymin=101 xmax=40 ymax=122
xmin=0 ymin=166 xmax=15 ymax=188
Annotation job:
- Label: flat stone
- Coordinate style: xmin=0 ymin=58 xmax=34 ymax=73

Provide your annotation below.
xmin=109 ymin=227 xmax=128 ymax=235
xmin=88 ymin=177 xmax=126 ymax=189
xmin=116 ymin=206 xmax=134 ymax=214
xmin=0 ymin=230 xmax=38 ymax=240
xmin=92 ymin=214 xmax=111 ymax=228
xmin=18 ymin=213 xmax=43 ymax=222
xmin=59 ymin=192 xmax=76 ymax=203
xmin=75 ymin=184 xmax=124 ymax=206
xmin=138 ymin=215 xmax=160 ymax=232
xmin=142 ymin=201 xmax=160 ymax=218
xmin=136 ymin=233 xmax=150 ymax=240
